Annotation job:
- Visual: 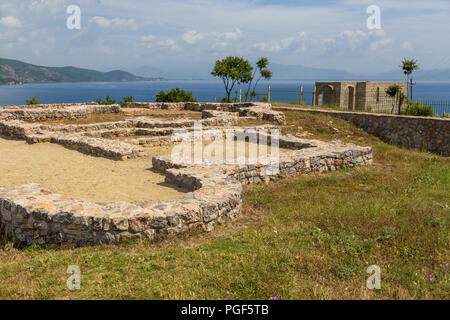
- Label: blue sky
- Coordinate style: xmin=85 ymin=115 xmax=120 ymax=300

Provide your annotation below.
xmin=1 ymin=0 xmax=449 ymax=76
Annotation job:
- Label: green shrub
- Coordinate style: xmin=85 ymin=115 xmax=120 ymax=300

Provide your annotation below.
xmin=442 ymin=113 xmax=450 ymax=118
xmin=155 ymin=87 xmax=197 ymax=103
xmin=401 ymin=100 xmax=434 ymax=117
xmin=96 ymin=95 xmax=116 ymax=105
xmin=119 ymin=96 xmax=134 ymax=108
xmin=26 ymin=97 xmax=42 ymax=105
xmin=385 ymin=84 xmax=401 ymax=97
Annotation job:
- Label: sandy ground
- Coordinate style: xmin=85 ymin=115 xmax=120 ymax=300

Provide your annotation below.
xmin=0 ymin=138 xmax=186 ymax=203
xmin=0 ymin=136 xmax=290 ymax=203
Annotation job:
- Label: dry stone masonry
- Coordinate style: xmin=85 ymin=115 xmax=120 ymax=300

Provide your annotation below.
xmin=277 ymin=107 xmax=450 ymax=155
xmin=0 ymin=102 xmax=372 ymax=246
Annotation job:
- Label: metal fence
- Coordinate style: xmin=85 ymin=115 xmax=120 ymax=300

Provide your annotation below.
xmin=253 ymin=85 xmax=450 ymax=117
xmin=418 ymin=100 xmax=450 ymax=116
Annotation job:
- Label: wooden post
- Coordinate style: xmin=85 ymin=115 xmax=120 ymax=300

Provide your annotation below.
xmin=214 ymin=97 xmax=217 ymax=103
xmin=312 ymin=86 xmax=316 ymax=106
xmin=268 ymin=85 xmax=271 ymax=103
xmin=300 ymin=85 xmax=303 ymax=105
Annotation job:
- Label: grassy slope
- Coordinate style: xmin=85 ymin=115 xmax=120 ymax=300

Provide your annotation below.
xmin=0 ymin=109 xmax=448 ymax=300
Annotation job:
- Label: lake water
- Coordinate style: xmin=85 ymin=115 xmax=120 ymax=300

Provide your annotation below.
xmin=1 ymin=80 xmax=449 ymax=114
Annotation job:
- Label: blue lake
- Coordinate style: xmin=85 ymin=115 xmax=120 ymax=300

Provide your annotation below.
xmin=1 ymin=80 xmax=449 ymax=111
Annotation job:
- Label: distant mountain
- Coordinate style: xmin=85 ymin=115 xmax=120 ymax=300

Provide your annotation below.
xmin=0 ymin=58 xmax=158 ymax=85
xmin=127 ymin=63 xmax=364 ymax=81
xmin=269 ymin=63 xmax=363 ymax=81
xmin=369 ymin=69 xmax=450 ymax=81
xmin=126 ymin=66 xmax=169 ymax=78
xmin=126 ymin=65 xmax=210 ymax=80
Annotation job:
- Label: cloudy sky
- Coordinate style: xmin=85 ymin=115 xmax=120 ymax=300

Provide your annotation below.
xmin=1 ymin=0 xmax=449 ymax=76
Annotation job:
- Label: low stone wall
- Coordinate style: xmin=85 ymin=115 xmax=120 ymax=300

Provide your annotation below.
xmin=0 ymin=167 xmax=243 ymax=246
xmin=276 ymin=107 xmax=450 ymax=155
xmin=0 ymin=104 xmax=121 ymax=122
xmin=1 ymin=102 xmax=99 ymax=110
xmin=0 ymin=108 xmax=239 ymax=160
xmin=127 ymin=102 xmax=286 ymax=125
xmin=153 ymin=136 xmax=373 ymax=185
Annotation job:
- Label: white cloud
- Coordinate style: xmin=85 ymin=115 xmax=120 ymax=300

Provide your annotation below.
xmin=182 ymin=30 xmax=206 ymax=44
xmin=0 ymin=16 xmax=22 ymax=28
xmin=181 ymin=28 xmax=242 ymax=45
xmin=0 ymin=0 xmax=448 ymax=73
xmin=140 ymin=35 xmax=181 ymax=51
xmin=90 ymin=16 xmax=137 ymax=30
xmin=253 ymin=32 xmax=308 ymax=53
xmin=224 ymin=28 xmax=242 ymax=40
xmin=322 ymin=29 xmax=393 ymax=54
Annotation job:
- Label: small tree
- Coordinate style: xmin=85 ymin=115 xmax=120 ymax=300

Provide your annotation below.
xmin=26 ymin=97 xmax=42 ymax=105
xmin=120 ymin=96 xmax=134 ymax=108
xmin=211 ymin=56 xmax=253 ymax=103
xmin=96 ymin=95 xmax=116 ymax=105
xmin=385 ymin=85 xmax=401 ymax=113
xmin=155 ymin=87 xmax=197 ymax=102
xmin=400 ymin=58 xmax=420 ymax=101
xmin=244 ymin=57 xmax=273 ymax=102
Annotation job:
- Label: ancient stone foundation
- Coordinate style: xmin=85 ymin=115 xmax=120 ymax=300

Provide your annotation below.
xmin=0 ymin=102 xmax=373 ymax=246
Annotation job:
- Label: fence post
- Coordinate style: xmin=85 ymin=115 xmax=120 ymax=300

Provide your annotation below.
xmin=300 ymin=85 xmax=303 ymax=105
xmin=268 ymin=85 xmax=271 ymax=103
xmin=397 ymin=89 xmax=402 ymax=115
xmin=312 ymin=85 xmax=316 ymax=106
xmin=214 ymin=97 xmax=216 ymax=103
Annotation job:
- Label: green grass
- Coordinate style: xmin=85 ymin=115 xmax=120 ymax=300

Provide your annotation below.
xmin=0 ymin=111 xmax=449 ymax=300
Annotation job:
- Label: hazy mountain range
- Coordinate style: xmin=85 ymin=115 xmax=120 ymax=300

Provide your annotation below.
xmin=127 ymin=63 xmax=450 ymax=81
xmin=0 ymin=58 xmax=161 ymax=85
xmin=1 ymin=58 xmax=449 ymax=85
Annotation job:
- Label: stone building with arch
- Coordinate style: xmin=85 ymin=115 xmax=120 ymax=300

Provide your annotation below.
xmin=313 ymin=81 xmax=408 ymax=112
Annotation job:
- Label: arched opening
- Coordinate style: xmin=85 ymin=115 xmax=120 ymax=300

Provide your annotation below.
xmin=318 ymin=85 xmax=335 ymax=106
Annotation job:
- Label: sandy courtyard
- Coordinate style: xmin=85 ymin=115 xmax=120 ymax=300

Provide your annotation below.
xmin=0 ymin=138 xmax=186 ymax=203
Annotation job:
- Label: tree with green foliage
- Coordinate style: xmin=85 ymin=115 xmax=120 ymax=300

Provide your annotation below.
xmin=26 ymin=97 xmax=42 ymax=105
xmin=120 ymin=96 xmax=135 ymax=108
xmin=96 ymin=95 xmax=116 ymax=105
xmin=385 ymin=84 xmax=406 ymax=114
xmin=400 ymin=58 xmax=420 ymax=101
xmin=211 ymin=56 xmax=253 ymax=103
xmin=244 ymin=57 xmax=273 ymax=102
xmin=155 ymin=87 xmax=197 ymax=102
